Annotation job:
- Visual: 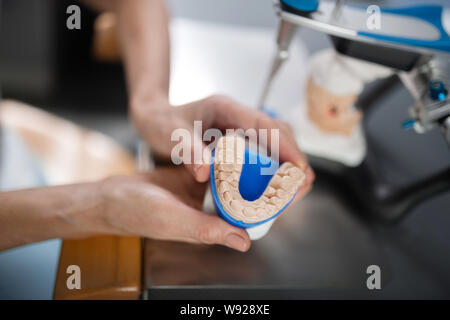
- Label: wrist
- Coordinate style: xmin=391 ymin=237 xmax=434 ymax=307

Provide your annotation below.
xmin=130 ymin=89 xmax=169 ymax=119
xmin=58 ymin=182 xmax=109 ymax=237
xmin=0 ymin=183 xmax=107 ymax=250
xmin=129 ymin=88 xmax=171 ymax=140
xmin=129 ymin=80 xmax=169 ymax=111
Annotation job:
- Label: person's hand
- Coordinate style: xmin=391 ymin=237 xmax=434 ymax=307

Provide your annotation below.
xmin=130 ymin=94 xmax=315 ymax=201
xmin=96 ymin=167 xmax=251 ymax=252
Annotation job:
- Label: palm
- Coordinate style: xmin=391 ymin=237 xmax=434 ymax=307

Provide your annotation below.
xmin=149 ymin=166 xmax=208 ymax=211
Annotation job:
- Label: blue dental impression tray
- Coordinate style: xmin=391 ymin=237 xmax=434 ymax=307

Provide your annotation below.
xmin=210 ymin=147 xmax=298 ymax=229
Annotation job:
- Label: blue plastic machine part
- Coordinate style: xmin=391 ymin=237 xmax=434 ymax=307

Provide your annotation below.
xmin=358 ymin=5 xmax=450 ymax=53
xmin=429 ymin=80 xmax=448 ymax=101
xmin=402 ymin=119 xmax=416 ymax=130
xmin=280 ymin=0 xmax=320 ymax=13
xmin=210 ymin=147 xmax=298 ymax=229
xmin=261 ymin=108 xmax=280 ymax=119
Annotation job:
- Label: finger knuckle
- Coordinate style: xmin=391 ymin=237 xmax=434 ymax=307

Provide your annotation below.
xmin=206 ymin=94 xmax=232 ymax=108
xmin=195 ymin=224 xmax=221 ymax=244
xmin=254 ymin=112 xmax=271 ymax=129
xmin=277 ymin=120 xmax=291 ymax=131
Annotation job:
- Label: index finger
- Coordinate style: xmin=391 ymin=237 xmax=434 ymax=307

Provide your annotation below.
xmin=206 ymin=96 xmax=309 ymax=169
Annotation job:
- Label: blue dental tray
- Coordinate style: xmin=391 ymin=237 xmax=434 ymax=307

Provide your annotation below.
xmin=210 ymin=147 xmax=298 ymax=229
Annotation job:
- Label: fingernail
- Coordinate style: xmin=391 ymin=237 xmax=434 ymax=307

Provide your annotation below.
xmin=194 ymin=164 xmax=209 ymax=182
xmin=194 ymin=163 xmax=202 ymax=173
xmin=225 ymin=233 xmax=247 ymax=252
xmin=193 ymin=165 xmax=201 ymax=180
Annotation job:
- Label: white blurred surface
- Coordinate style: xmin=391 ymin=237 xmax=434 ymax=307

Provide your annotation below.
xmin=170 ymin=18 xmax=309 ymax=109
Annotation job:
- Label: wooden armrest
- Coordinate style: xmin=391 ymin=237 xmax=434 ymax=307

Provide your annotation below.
xmin=54 ymin=236 xmax=141 ymax=300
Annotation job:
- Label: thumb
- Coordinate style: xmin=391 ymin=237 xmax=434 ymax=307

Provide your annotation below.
xmin=194 ymin=215 xmax=251 ymax=252
xmin=184 ymin=208 xmax=251 ymax=252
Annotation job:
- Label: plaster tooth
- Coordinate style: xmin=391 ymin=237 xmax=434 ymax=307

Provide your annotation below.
xmin=218 ymin=172 xmax=231 ymax=180
xmin=276 ymin=189 xmax=288 ymax=199
xmin=230 ymin=200 xmax=243 ymax=212
xmin=226 ymin=172 xmax=239 ymax=182
xmin=252 ymin=199 xmax=263 ymax=206
xmin=268 ymin=197 xmax=282 ymax=206
xmin=223 ymin=191 xmax=232 ymax=202
xmin=265 ymin=186 xmax=276 ymax=197
xmin=286 ymin=183 xmax=297 ymax=193
xmin=280 ymin=163 xmax=293 ymax=174
xmin=219 ymin=181 xmax=230 ymax=193
xmin=271 ymin=175 xmax=282 ymax=187
xmin=288 ymin=167 xmax=305 ymax=181
xmin=243 ymin=207 xmax=257 ymax=217
xmin=295 ymin=178 xmax=305 ymax=189
xmin=281 ymin=176 xmax=294 ymax=190
xmin=266 ymin=204 xmax=277 ymax=213
xmin=256 ymin=208 xmax=267 ymax=217
xmin=217 ymin=163 xmax=235 ymax=172
xmin=231 ymin=190 xmax=240 ymax=200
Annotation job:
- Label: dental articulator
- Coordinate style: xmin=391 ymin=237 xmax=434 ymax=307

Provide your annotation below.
xmin=256 ymin=0 xmax=450 ymax=222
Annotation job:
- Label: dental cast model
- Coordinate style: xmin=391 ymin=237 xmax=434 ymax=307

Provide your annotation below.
xmin=287 ymin=48 xmax=394 ymax=167
xmin=211 ymin=135 xmax=305 ymax=236
xmin=306 ymin=48 xmax=394 ymax=136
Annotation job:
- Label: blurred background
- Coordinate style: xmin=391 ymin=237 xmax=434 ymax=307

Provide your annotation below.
xmin=0 ymin=0 xmax=449 ymax=299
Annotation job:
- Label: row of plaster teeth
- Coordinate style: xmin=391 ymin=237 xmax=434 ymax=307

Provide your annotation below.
xmin=214 ymin=135 xmax=306 ymax=223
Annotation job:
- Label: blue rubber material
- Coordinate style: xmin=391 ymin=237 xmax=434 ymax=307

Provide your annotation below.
xmin=281 ymin=0 xmax=319 ymax=13
xmin=261 ymin=108 xmax=280 ymax=119
xmin=210 ymin=147 xmax=298 ymax=229
xmin=358 ymin=5 xmax=450 ymax=52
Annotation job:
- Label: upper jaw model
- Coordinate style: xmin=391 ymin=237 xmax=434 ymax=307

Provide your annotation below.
xmin=290 ymin=48 xmax=394 ymax=167
xmin=211 ymin=135 xmax=306 ymax=228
